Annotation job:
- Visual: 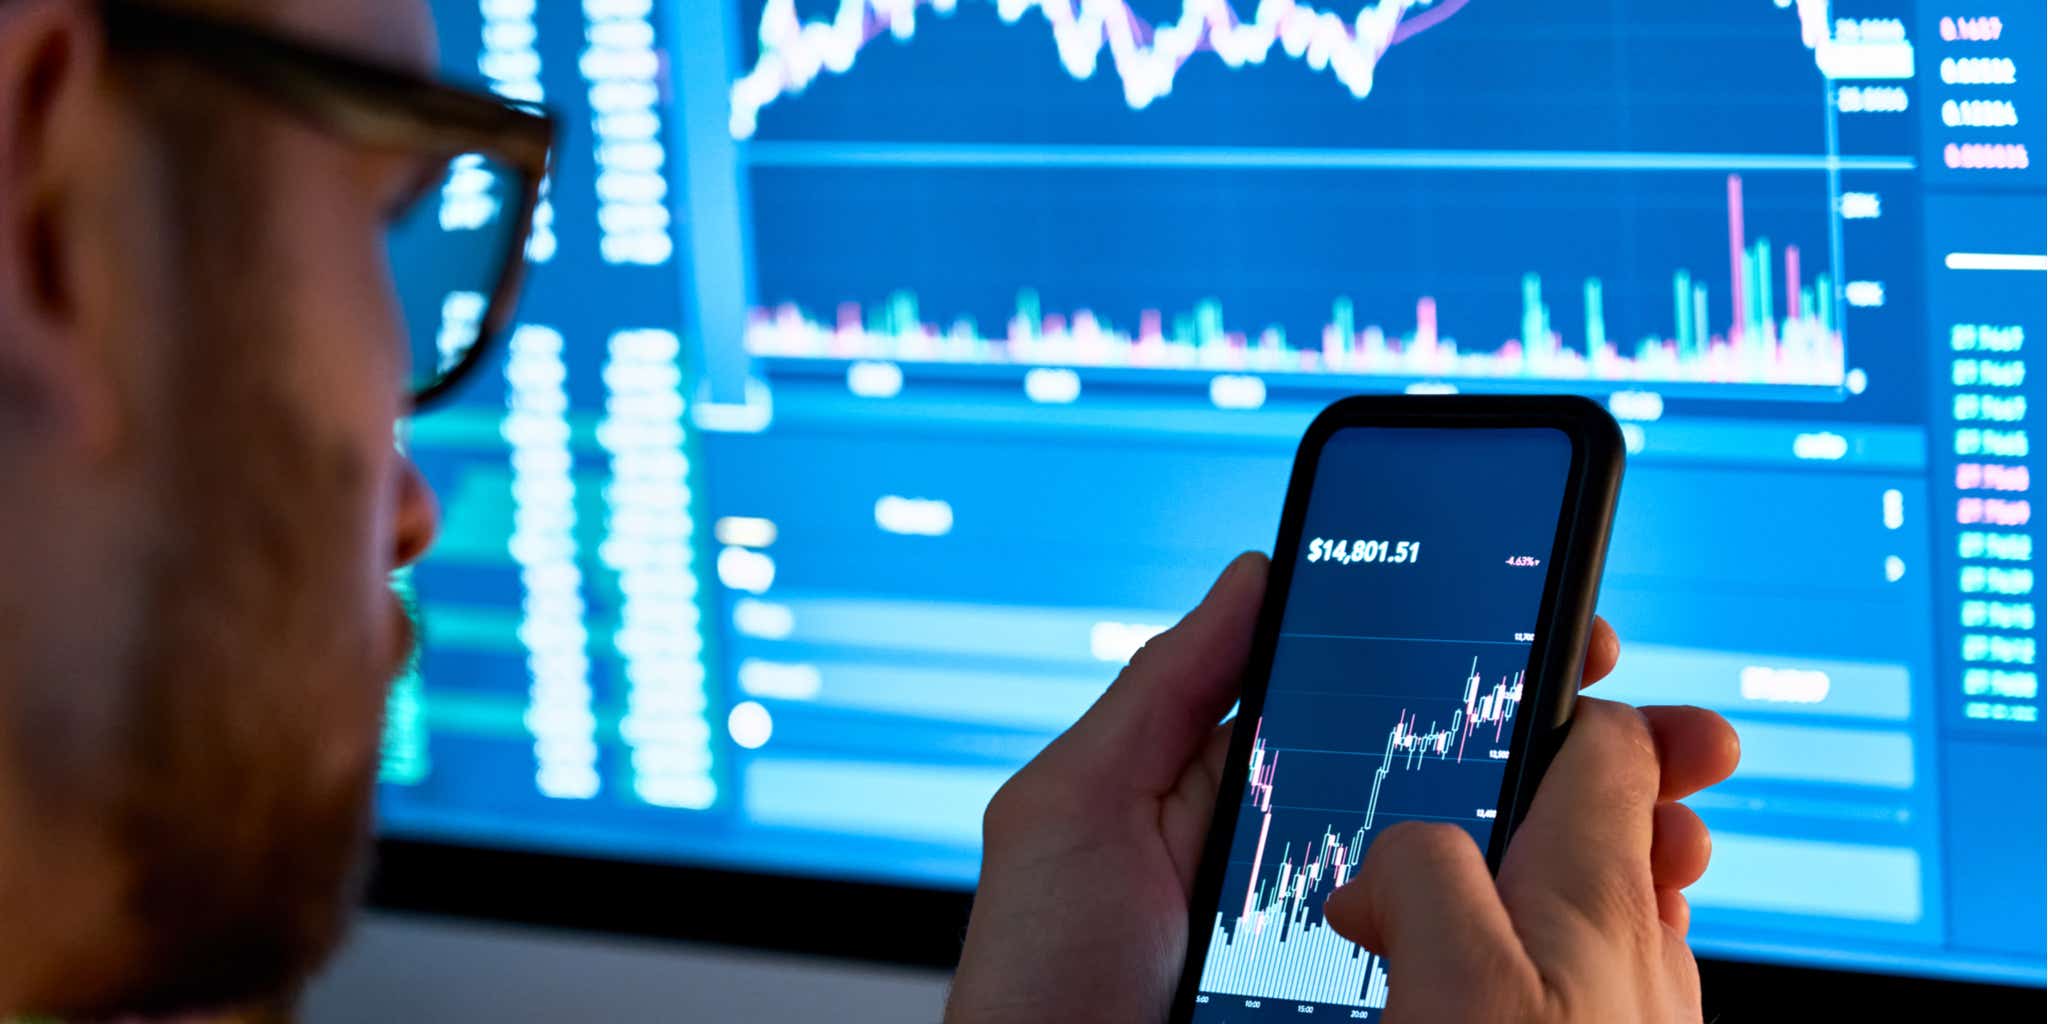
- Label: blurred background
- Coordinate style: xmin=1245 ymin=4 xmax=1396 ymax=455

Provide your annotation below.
xmin=350 ymin=0 xmax=2044 ymax=1015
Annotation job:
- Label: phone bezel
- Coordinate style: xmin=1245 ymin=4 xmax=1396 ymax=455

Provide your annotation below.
xmin=1168 ymin=394 xmax=1626 ymax=1021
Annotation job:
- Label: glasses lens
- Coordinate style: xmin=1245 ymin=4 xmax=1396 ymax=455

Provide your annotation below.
xmin=388 ymin=150 xmax=528 ymax=401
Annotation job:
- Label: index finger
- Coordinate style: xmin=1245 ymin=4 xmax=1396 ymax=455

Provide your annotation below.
xmin=1579 ymin=616 xmax=1619 ymax=689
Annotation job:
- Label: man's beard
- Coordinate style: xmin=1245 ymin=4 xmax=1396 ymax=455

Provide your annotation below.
xmin=67 ymin=359 xmax=399 ymax=1021
xmin=58 ymin=222 xmax=402 ymax=1024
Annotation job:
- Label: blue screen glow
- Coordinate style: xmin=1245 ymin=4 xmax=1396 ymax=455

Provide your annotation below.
xmin=379 ymin=0 xmax=2047 ymax=988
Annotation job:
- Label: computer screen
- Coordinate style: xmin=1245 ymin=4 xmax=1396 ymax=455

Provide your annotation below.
xmin=380 ymin=0 xmax=2047 ymax=988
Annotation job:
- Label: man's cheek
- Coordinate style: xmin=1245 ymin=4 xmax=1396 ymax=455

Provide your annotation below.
xmin=271 ymin=163 xmax=409 ymax=437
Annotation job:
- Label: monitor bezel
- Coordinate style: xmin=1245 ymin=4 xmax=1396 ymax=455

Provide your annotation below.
xmin=368 ymin=836 xmax=2043 ymax=1014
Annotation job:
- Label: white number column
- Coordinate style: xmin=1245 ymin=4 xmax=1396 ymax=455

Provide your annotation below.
xmin=506 ymin=326 xmax=601 ymax=799
xmin=600 ymin=329 xmax=716 ymax=809
xmin=583 ymin=0 xmax=674 ymax=266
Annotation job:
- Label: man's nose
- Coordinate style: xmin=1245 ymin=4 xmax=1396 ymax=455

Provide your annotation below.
xmin=393 ymin=457 xmax=441 ymax=569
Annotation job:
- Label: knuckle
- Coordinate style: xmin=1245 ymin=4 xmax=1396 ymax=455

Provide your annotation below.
xmin=1366 ymin=821 xmax=1477 ymax=878
xmin=1388 ymin=820 xmax=1474 ymax=858
xmin=1119 ymin=628 xmax=1177 ymax=679
xmin=1576 ymin=698 xmax=1660 ymax=800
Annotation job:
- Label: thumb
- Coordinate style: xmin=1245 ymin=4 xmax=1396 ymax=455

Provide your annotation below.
xmin=1324 ymin=822 xmax=1536 ymax=1014
xmin=1053 ymin=552 xmax=1267 ymax=792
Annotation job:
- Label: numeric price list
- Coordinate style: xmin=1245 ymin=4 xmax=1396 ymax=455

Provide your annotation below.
xmin=1922 ymin=2 xmax=2046 ymax=188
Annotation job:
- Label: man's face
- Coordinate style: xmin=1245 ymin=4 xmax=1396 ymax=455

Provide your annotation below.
xmin=5 ymin=0 xmax=445 ymax=1015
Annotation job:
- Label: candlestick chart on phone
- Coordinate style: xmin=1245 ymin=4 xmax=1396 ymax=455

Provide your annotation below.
xmin=1195 ymin=638 xmax=1535 ymax=1009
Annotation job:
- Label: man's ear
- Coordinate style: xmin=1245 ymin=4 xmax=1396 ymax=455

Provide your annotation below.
xmin=0 ymin=0 xmax=115 ymax=452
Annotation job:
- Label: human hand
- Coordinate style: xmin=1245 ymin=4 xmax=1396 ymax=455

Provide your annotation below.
xmin=1321 ymin=697 xmax=1740 ymax=1021
xmin=945 ymin=552 xmax=1269 ymax=1023
xmin=945 ymin=553 xmax=1690 ymax=1023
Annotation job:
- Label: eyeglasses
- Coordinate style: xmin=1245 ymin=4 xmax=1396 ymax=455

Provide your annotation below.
xmin=100 ymin=0 xmax=557 ymax=409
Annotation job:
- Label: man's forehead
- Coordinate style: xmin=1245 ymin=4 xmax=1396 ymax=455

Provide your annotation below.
xmin=241 ymin=0 xmax=438 ymax=75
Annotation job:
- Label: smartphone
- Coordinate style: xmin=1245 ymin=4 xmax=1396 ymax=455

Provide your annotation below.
xmin=1169 ymin=395 xmax=1625 ymax=1023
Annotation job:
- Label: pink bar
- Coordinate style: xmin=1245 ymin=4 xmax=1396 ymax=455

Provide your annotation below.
xmin=1786 ymin=245 xmax=1802 ymax=321
xmin=1242 ymin=810 xmax=1272 ymax=921
xmin=1416 ymin=296 xmax=1438 ymax=349
xmin=1727 ymin=174 xmax=1748 ymax=344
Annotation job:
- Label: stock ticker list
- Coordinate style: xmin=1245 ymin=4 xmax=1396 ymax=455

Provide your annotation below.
xmin=379 ymin=0 xmax=2047 ymax=989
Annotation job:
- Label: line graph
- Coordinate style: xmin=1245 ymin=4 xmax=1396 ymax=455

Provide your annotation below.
xmin=731 ymin=0 xmax=1465 ymax=138
xmin=730 ymin=0 xmax=1912 ymax=141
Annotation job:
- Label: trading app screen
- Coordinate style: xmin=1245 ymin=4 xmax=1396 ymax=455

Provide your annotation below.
xmin=1189 ymin=427 xmax=1571 ymax=1019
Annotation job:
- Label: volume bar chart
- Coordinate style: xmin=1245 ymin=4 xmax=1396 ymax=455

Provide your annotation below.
xmin=1198 ymin=908 xmax=1392 ymax=1009
xmin=748 ymin=174 xmax=1843 ymax=388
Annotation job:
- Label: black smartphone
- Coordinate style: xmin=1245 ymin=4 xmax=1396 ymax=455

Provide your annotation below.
xmin=1169 ymin=395 xmax=1625 ymax=1023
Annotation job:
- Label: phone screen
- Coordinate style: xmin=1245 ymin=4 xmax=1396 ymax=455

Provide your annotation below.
xmin=1188 ymin=426 xmax=1575 ymax=1021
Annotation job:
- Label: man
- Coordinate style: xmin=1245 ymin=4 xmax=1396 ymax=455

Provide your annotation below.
xmin=0 ymin=0 xmax=1739 ymax=1020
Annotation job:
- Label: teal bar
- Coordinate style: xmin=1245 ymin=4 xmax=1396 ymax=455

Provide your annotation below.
xmin=889 ymin=290 xmax=919 ymax=335
xmin=1674 ymin=270 xmax=1693 ymax=355
xmin=1197 ymin=299 xmax=1224 ymax=347
xmin=1521 ymin=273 xmax=1546 ymax=356
xmin=1333 ymin=297 xmax=1355 ymax=354
xmin=1017 ymin=289 xmax=1041 ymax=338
xmin=1584 ymin=277 xmax=1607 ymax=358
xmin=1693 ymin=283 xmax=1711 ymax=351
xmin=1815 ymin=273 xmax=1833 ymax=333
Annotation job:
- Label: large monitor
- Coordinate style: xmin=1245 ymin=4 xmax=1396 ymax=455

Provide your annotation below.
xmin=378 ymin=0 xmax=2046 ymax=999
